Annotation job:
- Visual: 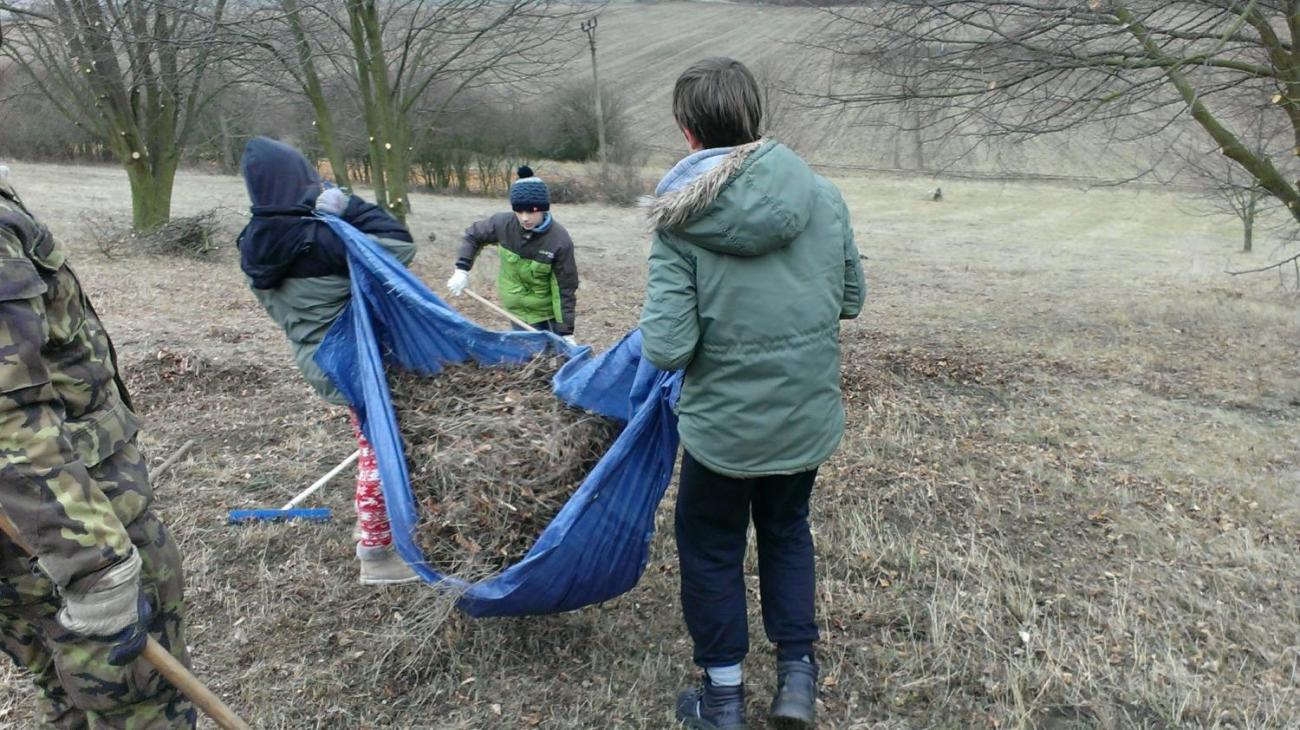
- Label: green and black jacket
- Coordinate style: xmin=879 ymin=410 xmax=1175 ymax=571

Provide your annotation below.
xmin=455 ymin=212 xmax=579 ymax=335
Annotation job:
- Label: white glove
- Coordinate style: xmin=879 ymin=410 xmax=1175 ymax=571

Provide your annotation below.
xmin=316 ymin=187 xmax=349 ymax=215
xmin=57 ymin=550 xmax=143 ymax=636
xmin=446 ymin=269 xmax=470 ymax=296
xmin=562 ymin=335 xmax=577 ymax=346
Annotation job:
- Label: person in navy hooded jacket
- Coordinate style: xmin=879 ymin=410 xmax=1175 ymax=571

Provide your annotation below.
xmin=237 ymin=137 xmax=419 ymax=585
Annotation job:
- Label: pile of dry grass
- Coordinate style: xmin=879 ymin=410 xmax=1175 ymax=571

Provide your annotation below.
xmin=388 ymin=357 xmax=621 ymax=574
xmin=91 ymin=208 xmax=224 ymax=258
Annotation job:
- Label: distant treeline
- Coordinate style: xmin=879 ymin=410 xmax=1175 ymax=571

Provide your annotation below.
xmin=636 ymin=0 xmax=859 ymax=5
xmin=0 ymin=75 xmax=636 ymax=198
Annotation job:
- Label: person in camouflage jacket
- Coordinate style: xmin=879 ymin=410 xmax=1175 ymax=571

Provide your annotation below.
xmin=0 ymin=166 xmax=196 ymax=728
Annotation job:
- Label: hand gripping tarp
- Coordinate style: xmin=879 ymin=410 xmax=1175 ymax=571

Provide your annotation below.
xmin=313 ymin=216 xmax=682 ymax=617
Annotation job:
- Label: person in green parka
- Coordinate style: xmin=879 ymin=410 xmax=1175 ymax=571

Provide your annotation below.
xmin=640 ymin=58 xmax=866 ymax=730
xmin=445 ymin=167 xmax=580 ymax=342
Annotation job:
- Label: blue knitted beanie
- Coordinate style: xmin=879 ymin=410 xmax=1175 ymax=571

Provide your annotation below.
xmin=509 ymin=165 xmax=550 ymax=212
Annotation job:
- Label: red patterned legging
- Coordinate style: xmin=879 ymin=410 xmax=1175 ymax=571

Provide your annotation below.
xmin=351 ymin=412 xmax=392 ymax=548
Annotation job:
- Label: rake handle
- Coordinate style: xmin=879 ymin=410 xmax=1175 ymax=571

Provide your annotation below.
xmin=283 ymin=449 xmax=359 ymax=510
xmin=463 ymin=288 xmax=538 ymax=332
xmin=0 ymin=511 xmax=251 ymax=730
xmin=152 ymin=439 xmax=196 ymax=480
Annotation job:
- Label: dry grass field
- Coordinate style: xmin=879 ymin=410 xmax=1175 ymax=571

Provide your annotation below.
xmin=0 ymin=159 xmax=1295 ymax=729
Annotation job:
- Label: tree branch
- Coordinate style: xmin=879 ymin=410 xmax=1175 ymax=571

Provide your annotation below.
xmin=0 ymin=3 xmax=51 ymax=20
xmin=1226 ymin=252 xmax=1300 ymax=274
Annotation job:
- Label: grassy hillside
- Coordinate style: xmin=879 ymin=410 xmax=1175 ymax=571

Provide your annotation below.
xmin=571 ymin=2 xmax=1192 ymax=181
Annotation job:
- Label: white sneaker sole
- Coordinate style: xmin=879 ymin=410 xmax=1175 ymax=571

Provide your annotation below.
xmin=359 ymin=574 xmax=422 ymax=586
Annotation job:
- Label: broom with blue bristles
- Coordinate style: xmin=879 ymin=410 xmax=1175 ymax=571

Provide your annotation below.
xmin=227 ymin=450 xmax=356 ymax=524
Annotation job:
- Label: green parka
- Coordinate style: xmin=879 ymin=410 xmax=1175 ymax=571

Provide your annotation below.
xmin=640 ymin=140 xmax=866 ymax=478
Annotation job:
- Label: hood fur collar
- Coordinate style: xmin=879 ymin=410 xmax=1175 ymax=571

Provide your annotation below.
xmin=647 ymin=140 xmax=765 ymax=231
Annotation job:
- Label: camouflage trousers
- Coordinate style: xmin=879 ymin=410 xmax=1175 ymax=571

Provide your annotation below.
xmin=0 ymin=444 xmax=196 ymax=729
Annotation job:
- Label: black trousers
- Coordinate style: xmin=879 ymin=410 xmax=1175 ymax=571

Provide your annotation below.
xmin=675 ymin=450 xmax=820 ymax=668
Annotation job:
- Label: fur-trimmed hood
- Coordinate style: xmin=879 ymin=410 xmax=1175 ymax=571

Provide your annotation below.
xmin=646 ymin=139 xmax=817 ymax=257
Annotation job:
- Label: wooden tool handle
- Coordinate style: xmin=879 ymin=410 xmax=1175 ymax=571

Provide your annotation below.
xmin=152 ymin=439 xmax=196 ymax=480
xmin=463 ymin=288 xmax=538 ymax=332
xmin=0 ymin=511 xmax=251 ymax=730
xmin=141 ymin=640 xmax=250 ymax=730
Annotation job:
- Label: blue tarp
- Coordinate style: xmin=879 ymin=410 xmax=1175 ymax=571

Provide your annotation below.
xmin=313 ymin=216 xmax=682 ymax=617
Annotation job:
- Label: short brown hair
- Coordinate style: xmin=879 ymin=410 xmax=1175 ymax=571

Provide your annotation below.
xmin=672 ymin=57 xmax=763 ymax=149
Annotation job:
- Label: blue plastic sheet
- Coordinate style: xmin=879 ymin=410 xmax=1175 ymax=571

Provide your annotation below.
xmin=314 ymin=216 xmax=682 ymax=617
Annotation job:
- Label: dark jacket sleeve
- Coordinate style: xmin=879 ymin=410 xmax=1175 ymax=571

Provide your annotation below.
xmin=456 ymin=213 xmax=507 ymax=271
xmin=550 ymin=232 xmax=579 ymax=335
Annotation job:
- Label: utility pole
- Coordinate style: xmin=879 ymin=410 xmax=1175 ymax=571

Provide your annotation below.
xmin=581 ymin=16 xmax=607 ymax=167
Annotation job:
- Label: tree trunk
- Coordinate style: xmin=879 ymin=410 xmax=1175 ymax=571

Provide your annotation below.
xmin=381 ymin=121 xmax=411 ymax=220
xmin=912 ymin=106 xmax=925 ymax=172
xmin=283 ymin=0 xmax=349 ymax=188
xmin=346 ymin=1 xmax=388 ymax=213
xmin=218 ymin=113 xmax=236 ymax=174
xmin=125 ymin=155 xmax=177 ymax=231
xmin=1243 ymin=193 xmax=1257 ymax=253
xmin=310 ymin=99 xmax=350 ymax=189
xmin=359 ymin=0 xmax=409 ymax=221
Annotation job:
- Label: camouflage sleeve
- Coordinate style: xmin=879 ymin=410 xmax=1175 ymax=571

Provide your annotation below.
xmin=0 ymin=222 xmax=133 ymax=590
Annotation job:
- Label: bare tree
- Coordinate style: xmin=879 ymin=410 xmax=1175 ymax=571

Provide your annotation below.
xmin=229 ymin=1 xmax=585 ymax=219
xmin=278 ymin=0 xmax=583 ymax=221
xmin=283 ymin=0 xmax=354 ymax=187
xmin=1189 ymin=155 xmax=1271 ymax=253
xmin=229 ymin=0 xmax=355 ymax=186
xmin=818 ymin=1 xmax=1300 ymax=231
xmin=1181 ymin=106 xmax=1286 ymax=253
xmin=1 ymin=0 xmax=236 ymax=230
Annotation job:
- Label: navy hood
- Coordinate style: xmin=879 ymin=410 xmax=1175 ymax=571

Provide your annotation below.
xmin=236 ymin=137 xmax=412 ymax=290
xmin=241 ymin=136 xmax=321 ymax=212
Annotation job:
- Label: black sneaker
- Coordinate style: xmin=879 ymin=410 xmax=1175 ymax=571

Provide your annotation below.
xmin=676 ymin=675 xmax=746 ymax=729
xmin=769 ymin=660 xmax=818 ymax=729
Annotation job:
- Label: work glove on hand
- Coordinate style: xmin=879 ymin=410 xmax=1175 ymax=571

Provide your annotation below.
xmin=316 ymin=187 xmax=350 ymax=216
xmin=57 ymin=550 xmax=151 ymax=666
xmin=446 ymin=268 xmax=470 ymax=296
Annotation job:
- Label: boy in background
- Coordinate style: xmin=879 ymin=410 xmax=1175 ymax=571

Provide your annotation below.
xmin=446 ymin=166 xmax=579 ymax=342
